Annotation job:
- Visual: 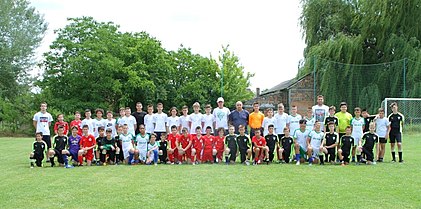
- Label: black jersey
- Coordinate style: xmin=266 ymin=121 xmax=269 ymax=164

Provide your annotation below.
xmin=280 ymin=136 xmax=293 ymax=149
xmin=388 ymin=113 xmax=404 ymax=133
xmin=33 ymin=141 xmax=47 ymax=155
xmin=96 ymin=136 xmax=106 ymax=148
xmin=324 ymin=116 xmax=338 ymax=129
xmin=225 ymin=135 xmax=237 ymax=149
xmin=102 ymin=137 xmax=116 ymax=150
xmin=53 ymin=135 xmax=68 ymax=150
xmin=264 ymin=134 xmax=278 ymax=149
xmin=325 ymin=132 xmax=339 ymax=146
xmin=132 ymin=111 xmax=146 ymax=126
xmin=362 ymin=132 xmax=378 ymax=151
xmin=363 ymin=116 xmax=376 ymax=132
xmin=236 ymin=135 xmax=251 ymax=150
xmin=340 ymin=135 xmax=354 ymax=152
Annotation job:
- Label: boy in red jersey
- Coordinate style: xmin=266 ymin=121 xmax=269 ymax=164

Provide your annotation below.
xmin=78 ymin=125 xmax=96 ymax=166
xmin=178 ymin=127 xmax=193 ymax=164
xmin=54 ymin=114 xmax=69 ymax=135
xmin=167 ymin=125 xmax=180 ymax=164
xmin=191 ymin=126 xmax=204 ymax=165
xmin=70 ymin=111 xmax=82 ymax=136
xmin=202 ymin=126 xmax=216 ymax=163
xmin=214 ymin=127 xmax=225 ymax=163
xmin=252 ymin=129 xmax=269 ymax=165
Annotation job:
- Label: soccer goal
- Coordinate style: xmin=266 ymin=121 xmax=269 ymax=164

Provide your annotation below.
xmin=382 ymin=98 xmax=421 ymax=125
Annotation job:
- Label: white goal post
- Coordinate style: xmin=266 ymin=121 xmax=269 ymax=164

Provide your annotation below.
xmin=382 ymin=98 xmax=421 ymax=125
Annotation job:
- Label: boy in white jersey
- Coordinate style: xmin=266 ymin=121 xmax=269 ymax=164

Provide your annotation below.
xmin=144 ymin=105 xmax=155 ymax=135
xmin=166 ymin=107 xmax=180 ymax=133
xmin=116 ymin=107 xmax=126 ymax=126
xmin=146 ymin=133 xmax=160 ymax=165
xmin=262 ymin=108 xmax=276 ymax=136
xmin=153 ymin=103 xmax=167 ymax=140
xmin=293 ymin=119 xmax=311 ymax=165
xmin=93 ymin=108 xmax=107 ymax=138
xmin=105 ymin=111 xmax=117 ymax=137
xmin=120 ymin=124 xmax=136 ymax=165
xmin=81 ymin=109 xmax=95 ymax=136
xmin=179 ymin=106 xmax=190 ymax=133
xmin=135 ymin=124 xmax=149 ymax=163
xmin=351 ymin=107 xmax=365 ymax=162
xmin=188 ymin=102 xmax=203 ymax=136
xmin=375 ymin=108 xmax=389 ymax=162
xmin=304 ymin=107 xmax=315 ymax=132
xmin=307 ymin=121 xmax=325 ymax=165
xmin=287 ymin=105 xmax=302 ymax=133
xmin=124 ymin=107 xmax=137 ymax=136
xmin=202 ymin=104 xmax=215 ymax=134
xmin=274 ymin=103 xmax=288 ymax=162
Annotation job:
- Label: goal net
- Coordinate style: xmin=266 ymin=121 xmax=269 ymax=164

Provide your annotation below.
xmin=382 ymin=98 xmax=421 ymax=125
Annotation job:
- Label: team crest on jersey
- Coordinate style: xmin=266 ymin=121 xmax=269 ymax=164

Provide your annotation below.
xmin=373 ymin=136 xmax=377 ymax=140
xmin=398 ymin=117 xmax=401 ymax=120
xmin=244 ymin=139 xmax=247 ymax=142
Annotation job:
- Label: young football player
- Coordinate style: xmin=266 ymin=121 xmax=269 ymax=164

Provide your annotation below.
xmin=287 ymin=105 xmax=302 ymax=134
xmin=124 ymin=107 xmax=137 ymax=136
xmin=274 ymin=103 xmax=289 ymax=161
xmin=100 ymin=129 xmax=116 ymax=165
xmin=188 ymin=102 xmax=203 ymax=137
xmin=48 ymin=126 xmax=73 ymax=168
xmin=105 ymin=111 xmax=117 ymax=137
xmin=95 ymin=126 xmax=106 ymax=165
xmin=166 ymin=107 xmax=180 ymax=133
xmin=387 ymin=102 xmax=405 ymax=163
xmin=179 ymin=106 xmax=190 ymax=133
xmin=214 ymin=128 xmax=226 ymax=163
xmin=202 ymin=126 xmax=216 ymax=163
xmin=338 ymin=126 xmax=354 ymax=166
xmin=202 ymin=104 xmax=215 ymax=134
xmin=29 ymin=132 xmax=48 ymax=168
xmin=358 ymin=122 xmax=378 ymax=165
xmin=144 ymin=105 xmax=155 ymax=135
xmin=351 ymin=107 xmax=365 ymax=163
xmin=53 ymin=113 xmax=69 ymax=135
xmin=167 ymin=125 xmax=180 ymax=164
xmin=252 ymin=129 xmax=269 ymax=165
xmin=293 ymin=120 xmax=311 ymax=165
xmin=70 ymin=111 xmax=82 ymax=136
xmin=81 ymin=109 xmax=95 ymax=136
xmin=307 ymin=121 xmax=325 ymax=165
xmin=135 ymin=124 xmax=149 ymax=164
xmin=191 ymin=126 xmax=204 ymax=164
xmin=248 ymin=102 xmax=264 ymax=138
xmin=236 ymin=125 xmax=252 ymax=165
xmin=159 ymin=132 xmax=169 ymax=164
xmin=33 ymin=102 xmax=53 ymax=150
xmin=262 ymin=108 xmax=276 ymax=136
xmin=93 ymin=109 xmax=106 ymax=138
xmin=146 ymin=133 xmax=160 ymax=165
xmin=68 ymin=126 xmax=81 ymax=166
xmin=114 ymin=125 xmax=124 ymax=165
xmin=264 ymin=124 xmax=278 ymax=163
xmin=178 ymin=127 xmax=193 ymax=164
xmin=224 ymin=125 xmax=238 ymax=164
xmin=304 ymin=107 xmax=315 ymax=132
xmin=324 ymin=106 xmax=339 ymax=133
xmin=153 ymin=103 xmax=167 ymax=139
xmin=119 ymin=124 xmax=136 ymax=165
xmin=375 ymin=108 xmax=389 ymax=162
xmin=78 ymin=125 xmax=96 ymax=166
xmin=322 ymin=122 xmax=339 ymax=164
xmin=279 ymin=127 xmax=293 ymax=163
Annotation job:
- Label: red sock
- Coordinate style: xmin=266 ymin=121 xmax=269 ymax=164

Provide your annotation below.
xmin=78 ymin=156 xmax=83 ymax=164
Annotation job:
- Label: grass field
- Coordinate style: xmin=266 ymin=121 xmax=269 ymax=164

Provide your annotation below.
xmin=0 ymin=134 xmax=420 ymax=209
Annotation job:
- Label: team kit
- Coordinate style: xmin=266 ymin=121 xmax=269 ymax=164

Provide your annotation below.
xmin=30 ymin=95 xmax=405 ymax=168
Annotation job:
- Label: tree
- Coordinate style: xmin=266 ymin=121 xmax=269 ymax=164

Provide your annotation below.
xmin=0 ymin=0 xmax=47 ymax=99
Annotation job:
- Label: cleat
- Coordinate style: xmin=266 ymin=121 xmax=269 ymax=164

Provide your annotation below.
xmin=391 ymin=160 xmax=396 ymax=163
xmin=308 ymin=162 xmax=312 ymax=166
xmin=296 ymin=161 xmax=300 ymax=165
xmin=399 ymin=160 xmax=404 ymax=163
xmin=65 ymin=164 xmax=74 ymax=168
xmin=245 ymin=160 xmax=250 ymax=166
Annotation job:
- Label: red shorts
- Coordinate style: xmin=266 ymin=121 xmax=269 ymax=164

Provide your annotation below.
xmin=202 ymin=149 xmax=213 ymax=162
xmin=253 ymin=147 xmax=263 ymax=158
xmin=181 ymin=148 xmax=191 ymax=161
xmin=216 ymin=147 xmax=224 ymax=160
xmin=84 ymin=150 xmax=94 ymax=161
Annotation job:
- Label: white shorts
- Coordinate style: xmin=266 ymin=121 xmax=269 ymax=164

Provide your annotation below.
xmin=138 ymin=150 xmax=147 ymax=161
xmin=122 ymin=144 xmax=133 ymax=159
xmin=352 ymin=134 xmax=362 ymax=146
xmin=312 ymin=148 xmax=320 ymax=158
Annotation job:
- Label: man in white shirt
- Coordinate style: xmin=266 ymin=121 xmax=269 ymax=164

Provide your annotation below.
xmin=312 ymin=95 xmax=329 ymax=131
xmin=33 ymin=102 xmax=54 ymax=149
xmin=213 ymin=97 xmax=230 ymax=135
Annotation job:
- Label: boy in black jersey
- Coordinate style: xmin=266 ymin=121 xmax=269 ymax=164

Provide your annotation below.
xmin=362 ymin=109 xmax=376 ymax=132
xmin=322 ymin=122 xmax=339 ymax=164
xmin=264 ymin=125 xmax=278 ymax=163
xmin=48 ymin=126 xmax=73 ymax=168
xmin=95 ymin=127 xmax=106 ymax=166
xmin=114 ymin=125 xmax=124 ymax=165
xmin=279 ymin=127 xmax=293 ymax=163
xmin=387 ymin=102 xmax=404 ymax=163
xmin=224 ymin=126 xmax=238 ymax=164
xmin=324 ymin=106 xmax=339 ymax=133
xmin=236 ymin=125 xmax=252 ymax=165
xmin=358 ymin=122 xmax=378 ymax=165
xmin=30 ymin=132 xmax=48 ymax=168
xmin=338 ymin=126 xmax=354 ymax=166
xmin=100 ymin=129 xmax=117 ymax=165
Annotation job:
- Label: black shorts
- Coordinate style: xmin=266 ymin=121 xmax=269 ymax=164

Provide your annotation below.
xmin=33 ymin=153 xmax=44 ymax=166
xmin=42 ymin=135 xmax=51 ymax=149
xmin=342 ymin=151 xmax=350 ymax=163
xmin=389 ymin=132 xmax=402 ymax=143
xmin=228 ymin=147 xmax=237 ymax=162
xmin=362 ymin=147 xmax=374 ymax=162
xmin=239 ymin=148 xmax=249 ymax=163
xmin=379 ymin=137 xmax=387 ymax=143
xmin=54 ymin=149 xmax=65 ymax=164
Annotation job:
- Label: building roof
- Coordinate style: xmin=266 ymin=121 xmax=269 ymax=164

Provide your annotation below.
xmin=260 ymin=73 xmax=311 ymax=96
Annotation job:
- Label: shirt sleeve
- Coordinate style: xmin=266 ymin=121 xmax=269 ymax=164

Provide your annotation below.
xmin=33 ymin=113 xmax=38 ymax=121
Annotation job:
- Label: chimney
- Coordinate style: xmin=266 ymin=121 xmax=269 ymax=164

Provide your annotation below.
xmin=256 ymin=88 xmax=260 ymax=98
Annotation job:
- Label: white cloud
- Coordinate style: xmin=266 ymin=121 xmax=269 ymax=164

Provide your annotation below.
xmin=30 ymin=0 xmax=306 ymax=91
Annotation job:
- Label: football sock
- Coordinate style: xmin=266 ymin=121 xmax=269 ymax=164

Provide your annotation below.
xmin=78 ymin=156 xmax=83 ymax=165
xmin=308 ymin=157 xmax=313 ymax=163
xmin=213 ymin=155 xmax=217 ymax=163
xmin=398 ymin=152 xmax=402 ymax=161
xmin=63 ymin=155 xmax=68 ymax=166
xmin=225 ymin=156 xmax=229 ymax=163
xmin=319 ymin=155 xmax=324 ymax=164
xmin=50 ymin=158 xmax=55 ymax=165
xmin=391 ymin=152 xmax=396 ymax=161
xmin=128 ymin=153 xmax=134 ymax=164
xmin=352 ymin=156 xmax=355 ymax=161
xmin=295 ymin=154 xmax=300 ymax=161
xmin=356 ymin=155 xmax=361 ymax=162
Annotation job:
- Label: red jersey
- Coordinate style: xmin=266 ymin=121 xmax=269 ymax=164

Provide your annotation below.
xmin=202 ymin=135 xmax=215 ymax=149
xmin=167 ymin=133 xmax=180 ymax=149
xmin=80 ymin=134 xmax=96 ymax=148
xmin=192 ymin=135 xmax=204 ymax=150
xmin=214 ymin=136 xmax=225 ymax=150
xmin=70 ymin=120 xmax=82 ymax=136
xmin=252 ymin=136 xmax=266 ymax=147
xmin=180 ymin=134 xmax=192 ymax=149
xmin=54 ymin=121 xmax=69 ymax=135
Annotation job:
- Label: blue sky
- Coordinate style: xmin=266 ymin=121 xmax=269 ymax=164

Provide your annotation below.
xmin=30 ymin=0 xmax=306 ymax=91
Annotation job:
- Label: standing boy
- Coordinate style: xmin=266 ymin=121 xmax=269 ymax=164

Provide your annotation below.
xmin=179 ymin=106 xmax=190 ymax=133
xmin=53 ymin=114 xmax=69 ymax=135
xmin=132 ymin=102 xmax=146 ymax=135
xmin=144 ymin=105 xmax=155 ymax=135
xmin=202 ymin=104 xmax=215 ymax=134
xmin=312 ymin=95 xmax=329 ymax=130
xmin=274 ymin=103 xmax=288 ymax=162
xmin=93 ymin=109 xmax=107 ymax=138
xmin=287 ymin=105 xmax=302 ymax=134
xmin=351 ymin=107 xmax=365 ymax=163
xmin=188 ymin=102 xmax=203 ymax=136
xmin=105 ymin=111 xmax=117 ymax=137
xmin=124 ymin=107 xmax=137 ymax=136
xmin=81 ymin=109 xmax=95 ymax=136
xmin=387 ymin=102 xmax=404 ymax=163
xmin=153 ymin=103 xmax=167 ymax=139
xmin=375 ymin=108 xmax=389 ymax=162
xmin=70 ymin=111 xmax=82 ymax=136
xmin=249 ymin=102 xmax=264 ymax=138
xmin=262 ymin=108 xmax=276 ymax=136
xmin=324 ymin=106 xmax=339 ymax=133
xmin=33 ymin=102 xmax=53 ymax=149
xmin=304 ymin=107 xmax=315 ymax=132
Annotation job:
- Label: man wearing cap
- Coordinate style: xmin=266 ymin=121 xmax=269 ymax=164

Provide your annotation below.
xmin=228 ymin=101 xmax=249 ymax=134
xmin=213 ymin=97 xmax=231 ymax=135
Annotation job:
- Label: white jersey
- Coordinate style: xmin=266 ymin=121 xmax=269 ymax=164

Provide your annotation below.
xmin=288 ymin=114 xmax=302 ymax=133
xmin=312 ymin=104 xmax=329 ymax=125
xmin=124 ymin=115 xmax=137 ymax=135
xmin=144 ymin=114 xmax=154 ymax=134
xmin=135 ymin=133 xmax=149 ymax=152
xmin=33 ymin=112 xmax=53 ymax=135
xmin=305 ymin=117 xmax=316 ymax=132
xmin=105 ymin=119 xmax=117 ymax=137
xmin=166 ymin=116 xmax=180 ymax=130
xmin=188 ymin=113 xmax=203 ymax=134
xmin=375 ymin=117 xmax=390 ymax=138
xmin=179 ymin=115 xmax=190 ymax=133
xmin=309 ymin=130 xmax=324 ymax=148
xmin=213 ymin=107 xmax=230 ymax=129
xmin=147 ymin=141 xmax=160 ymax=152
xmin=351 ymin=117 xmax=365 ymax=139
xmin=93 ymin=118 xmax=107 ymax=138
xmin=262 ymin=117 xmax=276 ymax=136
xmin=153 ymin=113 xmax=167 ymax=132
xmin=201 ymin=114 xmax=215 ymax=133
xmin=81 ymin=118 xmax=95 ymax=135
xmin=293 ymin=128 xmax=310 ymax=151
xmin=120 ymin=133 xmax=134 ymax=151
xmin=116 ymin=117 xmax=126 ymax=126
xmin=274 ymin=112 xmax=288 ymax=135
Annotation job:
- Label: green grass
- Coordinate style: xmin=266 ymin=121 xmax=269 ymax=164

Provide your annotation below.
xmin=0 ymin=134 xmax=420 ymax=209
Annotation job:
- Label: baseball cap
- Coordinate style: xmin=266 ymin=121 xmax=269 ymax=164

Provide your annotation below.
xmin=217 ymin=97 xmax=224 ymax=103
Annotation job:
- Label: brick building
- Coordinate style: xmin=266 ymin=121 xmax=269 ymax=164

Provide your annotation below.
xmin=245 ymin=73 xmax=314 ymax=115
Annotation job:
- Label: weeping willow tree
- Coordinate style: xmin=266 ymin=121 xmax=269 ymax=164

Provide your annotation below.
xmin=299 ymin=0 xmax=421 ymax=112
